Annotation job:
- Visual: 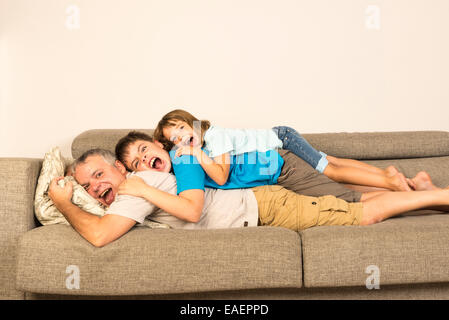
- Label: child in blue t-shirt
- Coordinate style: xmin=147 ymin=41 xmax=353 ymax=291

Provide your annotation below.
xmin=169 ymin=147 xmax=284 ymax=192
xmin=153 ymin=109 xmax=413 ymax=192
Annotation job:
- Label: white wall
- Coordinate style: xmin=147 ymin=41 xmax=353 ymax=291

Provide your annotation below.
xmin=1 ymin=0 xmax=449 ymax=159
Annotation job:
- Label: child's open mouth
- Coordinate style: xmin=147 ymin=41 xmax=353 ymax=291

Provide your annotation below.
xmin=149 ymin=157 xmax=164 ymax=170
xmin=182 ymin=135 xmax=197 ymax=147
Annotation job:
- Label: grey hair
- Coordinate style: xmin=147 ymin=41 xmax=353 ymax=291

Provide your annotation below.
xmin=72 ymin=148 xmax=117 ymax=172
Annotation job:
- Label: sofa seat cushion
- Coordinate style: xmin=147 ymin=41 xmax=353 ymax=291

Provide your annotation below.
xmin=16 ymin=225 xmax=302 ymax=296
xmin=301 ymin=213 xmax=449 ymax=288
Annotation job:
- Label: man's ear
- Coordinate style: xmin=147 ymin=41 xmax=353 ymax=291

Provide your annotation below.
xmin=114 ymin=160 xmax=128 ymax=174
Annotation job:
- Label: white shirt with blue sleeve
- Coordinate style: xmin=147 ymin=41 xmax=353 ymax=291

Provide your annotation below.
xmin=202 ymin=125 xmax=283 ymax=158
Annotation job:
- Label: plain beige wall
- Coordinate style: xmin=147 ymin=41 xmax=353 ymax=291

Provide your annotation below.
xmin=1 ymin=0 xmax=449 ymax=158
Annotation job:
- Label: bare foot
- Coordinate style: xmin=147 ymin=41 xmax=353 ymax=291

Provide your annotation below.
xmin=388 ymin=172 xmax=413 ymax=191
xmin=411 ymin=171 xmax=438 ymax=191
xmin=384 ymin=166 xmax=399 ymax=177
xmin=406 ymin=178 xmax=417 ymax=190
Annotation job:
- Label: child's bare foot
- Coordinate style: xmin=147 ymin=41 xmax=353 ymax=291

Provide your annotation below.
xmin=384 ymin=165 xmax=415 ymax=191
xmin=384 ymin=165 xmax=399 ymax=177
xmin=406 ymin=178 xmax=417 ymax=190
xmin=388 ymin=172 xmax=413 ymax=191
xmin=411 ymin=171 xmax=438 ymax=191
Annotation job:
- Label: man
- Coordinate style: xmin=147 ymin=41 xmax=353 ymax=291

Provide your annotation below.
xmin=49 ymin=149 xmax=449 ymax=248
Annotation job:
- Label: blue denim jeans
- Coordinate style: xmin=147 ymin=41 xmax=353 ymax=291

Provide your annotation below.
xmin=272 ymin=126 xmax=328 ymax=173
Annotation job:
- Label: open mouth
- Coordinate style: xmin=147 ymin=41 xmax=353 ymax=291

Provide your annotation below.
xmin=149 ymin=157 xmax=163 ymax=170
xmin=181 ymin=135 xmax=197 ymax=147
xmin=99 ymin=188 xmax=114 ymax=205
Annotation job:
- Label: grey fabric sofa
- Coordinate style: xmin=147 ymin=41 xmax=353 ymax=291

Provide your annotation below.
xmin=2 ymin=130 xmax=449 ymax=300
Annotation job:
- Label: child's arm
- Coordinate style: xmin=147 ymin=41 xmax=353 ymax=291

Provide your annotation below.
xmin=118 ymin=175 xmax=205 ymax=222
xmin=175 ymin=146 xmax=230 ymax=186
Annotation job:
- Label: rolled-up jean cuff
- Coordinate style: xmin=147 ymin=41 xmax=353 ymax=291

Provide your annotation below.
xmin=315 ymin=152 xmax=328 ymax=173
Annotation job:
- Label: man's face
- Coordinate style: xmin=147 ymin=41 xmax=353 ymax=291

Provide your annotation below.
xmin=122 ymin=139 xmax=172 ymax=173
xmin=74 ymin=155 xmax=127 ymax=207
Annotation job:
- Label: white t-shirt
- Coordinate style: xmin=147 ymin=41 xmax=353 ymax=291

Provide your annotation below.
xmin=106 ymin=171 xmax=259 ymax=230
xmin=202 ymin=125 xmax=283 ymax=158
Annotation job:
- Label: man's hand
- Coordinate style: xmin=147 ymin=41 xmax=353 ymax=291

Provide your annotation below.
xmin=48 ymin=176 xmax=73 ymax=210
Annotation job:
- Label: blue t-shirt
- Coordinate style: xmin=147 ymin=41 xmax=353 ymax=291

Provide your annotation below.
xmin=170 ymin=149 xmax=284 ymax=194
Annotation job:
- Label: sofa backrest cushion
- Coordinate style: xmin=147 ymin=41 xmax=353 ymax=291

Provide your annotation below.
xmin=304 ymin=131 xmax=449 ymax=160
xmin=72 ymin=129 xmax=449 ymax=160
xmin=72 ymin=129 xmax=154 ymax=159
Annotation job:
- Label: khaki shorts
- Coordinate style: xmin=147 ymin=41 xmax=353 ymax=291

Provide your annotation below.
xmin=251 ymin=185 xmax=363 ymax=231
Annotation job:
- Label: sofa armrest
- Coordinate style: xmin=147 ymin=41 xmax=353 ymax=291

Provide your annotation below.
xmin=0 ymin=158 xmax=42 ymax=299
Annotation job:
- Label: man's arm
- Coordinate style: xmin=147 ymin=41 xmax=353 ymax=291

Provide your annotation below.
xmin=49 ymin=177 xmax=136 ymax=247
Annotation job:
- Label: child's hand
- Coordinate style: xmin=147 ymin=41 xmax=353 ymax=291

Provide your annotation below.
xmin=118 ymin=176 xmax=147 ymax=198
xmin=175 ymin=146 xmax=201 ymax=158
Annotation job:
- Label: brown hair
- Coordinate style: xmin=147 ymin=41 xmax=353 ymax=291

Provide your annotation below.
xmin=115 ymin=131 xmax=154 ymax=170
xmin=154 ymin=109 xmax=211 ymax=151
